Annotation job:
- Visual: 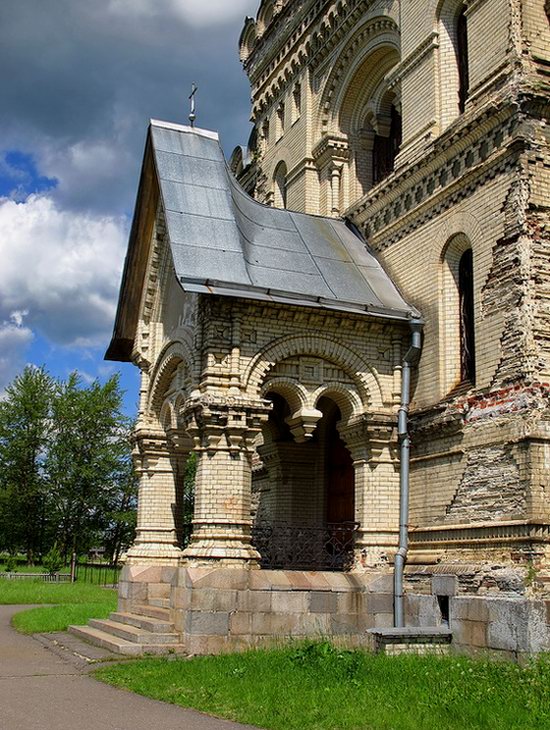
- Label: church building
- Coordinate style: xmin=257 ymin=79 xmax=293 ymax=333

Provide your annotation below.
xmin=71 ymin=0 xmax=550 ymax=657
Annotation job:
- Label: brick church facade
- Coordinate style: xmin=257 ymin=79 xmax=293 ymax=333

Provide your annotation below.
xmin=72 ymin=0 xmax=550 ymax=656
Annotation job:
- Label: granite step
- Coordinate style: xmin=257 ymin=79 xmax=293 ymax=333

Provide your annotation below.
xmin=148 ymin=598 xmax=170 ymax=608
xmin=68 ymin=624 xmax=186 ymax=656
xmin=109 ymin=611 xmax=174 ymax=633
xmin=88 ymin=618 xmax=179 ymax=645
xmin=131 ymin=604 xmax=171 ymax=621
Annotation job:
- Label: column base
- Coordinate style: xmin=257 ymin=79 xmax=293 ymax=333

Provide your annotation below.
xmin=125 ymin=542 xmax=183 ymax=566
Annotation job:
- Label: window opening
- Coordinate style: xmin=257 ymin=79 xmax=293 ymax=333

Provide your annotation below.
xmin=372 ymin=104 xmax=402 ymax=185
xmin=457 ymin=6 xmax=469 ymax=113
xmin=459 ymin=248 xmax=475 ymax=383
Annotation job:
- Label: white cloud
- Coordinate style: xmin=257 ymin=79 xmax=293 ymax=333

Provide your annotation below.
xmin=108 ymin=0 xmax=257 ymax=26
xmin=0 ymin=313 xmax=34 ymax=394
xmin=0 ymin=194 xmax=127 ymax=348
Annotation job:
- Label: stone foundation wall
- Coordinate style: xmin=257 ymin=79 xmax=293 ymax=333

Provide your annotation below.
xmin=118 ymin=564 xmax=550 ymax=658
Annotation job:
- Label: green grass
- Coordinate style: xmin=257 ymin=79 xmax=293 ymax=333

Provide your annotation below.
xmin=0 ymin=578 xmax=117 ymax=633
xmin=96 ymin=641 xmax=550 ymax=730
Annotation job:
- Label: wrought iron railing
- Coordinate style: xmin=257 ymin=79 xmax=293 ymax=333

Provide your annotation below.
xmin=251 ymin=520 xmax=358 ymax=571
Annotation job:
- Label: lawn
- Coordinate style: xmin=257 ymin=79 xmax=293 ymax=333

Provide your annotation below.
xmin=96 ymin=641 xmax=550 ymax=730
xmin=0 ymin=578 xmax=117 ymax=633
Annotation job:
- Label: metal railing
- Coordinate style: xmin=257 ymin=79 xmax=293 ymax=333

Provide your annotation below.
xmin=251 ymin=520 xmax=358 ymax=571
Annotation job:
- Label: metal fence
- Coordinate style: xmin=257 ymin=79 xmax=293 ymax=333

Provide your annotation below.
xmin=251 ymin=521 xmax=358 ymax=571
xmin=0 ymin=572 xmax=72 ymax=582
xmin=74 ymin=562 xmax=121 ymax=587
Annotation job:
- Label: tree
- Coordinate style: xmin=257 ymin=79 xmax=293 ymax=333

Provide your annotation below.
xmin=102 ymin=428 xmax=138 ymax=564
xmin=0 ymin=366 xmax=54 ymax=563
xmin=46 ymin=373 xmax=131 ymax=558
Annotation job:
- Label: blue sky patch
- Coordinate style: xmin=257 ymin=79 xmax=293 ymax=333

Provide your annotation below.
xmin=0 ymin=150 xmax=58 ymax=199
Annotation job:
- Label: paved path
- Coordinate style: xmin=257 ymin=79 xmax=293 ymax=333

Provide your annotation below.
xmin=0 ymin=605 xmax=260 ymax=730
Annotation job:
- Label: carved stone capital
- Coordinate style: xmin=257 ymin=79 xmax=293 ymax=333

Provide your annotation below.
xmin=339 ymin=413 xmax=396 ymax=462
xmin=180 ymin=395 xmax=271 ymax=453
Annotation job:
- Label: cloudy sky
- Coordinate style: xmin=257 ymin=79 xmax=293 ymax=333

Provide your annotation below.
xmin=0 ymin=0 xmax=259 ymax=412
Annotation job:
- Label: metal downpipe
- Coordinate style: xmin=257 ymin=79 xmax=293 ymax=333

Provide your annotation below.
xmin=394 ymin=319 xmax=423 ymax=628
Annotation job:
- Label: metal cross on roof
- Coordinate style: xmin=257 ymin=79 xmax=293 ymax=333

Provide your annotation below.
xmin=189 ymin=83 xmax=198 ymax=127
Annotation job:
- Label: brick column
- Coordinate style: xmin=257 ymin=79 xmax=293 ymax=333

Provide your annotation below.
xmin=339 ymin=414 xmax=398 ymax=567
xmin=125 ymin=427 xmax=191 ymax=565
xmin=181 ymin=396 xmax=271 ymax=566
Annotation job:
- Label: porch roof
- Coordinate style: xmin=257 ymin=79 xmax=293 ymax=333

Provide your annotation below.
xmin=106 ymin=119 xmax=418 ymax=361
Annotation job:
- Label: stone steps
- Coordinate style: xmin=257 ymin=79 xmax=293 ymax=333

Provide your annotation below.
xmin=68 ymin=603 xmax=186 ymax=657
xmin=109 ymin=611 xmax=174 ymax=633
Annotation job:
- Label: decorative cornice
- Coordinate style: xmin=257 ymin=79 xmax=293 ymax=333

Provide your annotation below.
xmin=410 ymin=521 xmax=550 ymax=548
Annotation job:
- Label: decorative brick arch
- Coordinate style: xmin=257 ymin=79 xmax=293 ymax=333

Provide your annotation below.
xmin=148 ymin=340 xmax=194 ymax=417
xmin=311 ymin=382 xmax=363 ymax=424
xmin=260 ymin=377 xmax=309 ymax=415
xmin=318 ymin=17 xmax=399 ymax=135
xmin=243 ymin=334 xmax=384 ymax=409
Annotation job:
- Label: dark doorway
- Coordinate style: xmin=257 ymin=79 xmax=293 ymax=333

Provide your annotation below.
xmin=325 ymin=406 xmax=355 ymax=525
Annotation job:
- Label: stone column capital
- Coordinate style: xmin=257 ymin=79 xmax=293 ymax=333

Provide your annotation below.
xmin=339 ymin=412 xmax=396 ymax=462
xmin=180 ymin=395 xmax=271 ymax=454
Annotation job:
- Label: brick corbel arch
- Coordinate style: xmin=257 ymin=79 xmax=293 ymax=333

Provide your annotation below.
xmin=148 ymin=340 xmax=195 ymax=417
xmin=243 ymin=333 xmax=384 ymax=409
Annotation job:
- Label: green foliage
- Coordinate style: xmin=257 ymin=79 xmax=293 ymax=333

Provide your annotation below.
xmin=4 ymin=555 xmax=17 ymax=573
xmin=0 ymin=578 xmax=116 ymax=605
xmin=42 ymin=544 xmax=63 ymax=575
xmin=96 ymin=643 xmax=550 ymax=730
xmin=12 ymin=601 xmax=116 ymax=634
xmin=0 ymin=366 xmax=54 ymax=563
xmin=0 ymin=367 xmax=137 ymax=562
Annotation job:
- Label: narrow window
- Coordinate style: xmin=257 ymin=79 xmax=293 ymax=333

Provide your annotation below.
xmin=372 ymin=104 xmax=402 ymax=185
xmin=457 ymin=6 xmax=469 ymax=113
xmin=276 ymin=102 xmax=285 ymax=138
xmin=292 ymin=83 xmax=301 ymax=123
xmin=273 ymin=162 xmax=287 ymax=208
xmin=262 ymin=118 xmax=270 ymax=147
xmin=459 ymin=248 xmax=475 ymax=383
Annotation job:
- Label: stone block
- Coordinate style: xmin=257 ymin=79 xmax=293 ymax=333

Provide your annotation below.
xmin=192 ymin=568 xmax=250 ymax=591
xmin=251 ymin=611 xmax=297 ymax=635
xmin=368 ymin=593 xmax=393 ymax=614
xmin=374 ymin=613 xmax=394 ymax=629
xmin=172 ymin=586 xmax=191 ymax=610
xmin=450 ymin=597 xmax=470 ymax=621
xmin=118 ymin=581 xmax=129 ymax=600
xmin=271 ymin=590 xmax=308 ymax=613
xmin=284 ymin=571 xmax=313 ymax=590
xmin=466 ymin=599 xmax=489 ymax=623
xmin=366 ymin=573 xmax=394 ymax=594
xmin=186 ymin=611 xmax=230 ymax=636
xmin=337 ymin=591 xmax=365 ymax=614
xmin=148 ymin=582 xmax=170 ymax=599
xmin=293 ymin=613 xmax=331 ymax=635
xmin=331 ymin=613 xmax=371 ymax=635
xmin=128 ymin=582 xmax=147 ymax=602
xmin=237 ymin=589 xmax=272 ymax=612
xmin=310 ymin=591 xmax=338 ymax=614
xmin=229 ymin=611 xmax=252 ymax=635
xmin=432 ymin=574 xmax=458 ymax=596
xmin=191 ymin=588 xmax=239 ymax=612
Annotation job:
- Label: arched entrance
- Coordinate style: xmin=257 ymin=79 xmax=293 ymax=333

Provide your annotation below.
xmin=252 ymin=393 xmax=357 ymax=570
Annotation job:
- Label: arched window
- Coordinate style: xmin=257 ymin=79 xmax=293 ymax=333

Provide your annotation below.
xmin=458 ymin=248 xmax=475 ymax=383
xmin=273 ymin=161 xmax=287 ymax=208
xmin=438 ymin=1 xmax=470 ymax=127
xmin=440 ymin=235 xmax=476 ymax=394
xmin=372 ymin=103 xmax=402 ymax=185
xmin=456 ymin=5 xmax=469 ymax=114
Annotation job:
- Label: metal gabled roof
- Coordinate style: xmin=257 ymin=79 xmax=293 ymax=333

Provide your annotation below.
xmin=106 ymin=119 xmax=418 ymax=361
xmin=150 ymin=119 xmax=415 ymax=319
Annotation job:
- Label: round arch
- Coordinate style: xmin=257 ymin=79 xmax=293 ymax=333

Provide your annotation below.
xmin=243 ymin=333 xmax=384 ymax=409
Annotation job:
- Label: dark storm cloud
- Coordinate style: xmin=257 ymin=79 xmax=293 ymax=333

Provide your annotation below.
xmin=0 ymin=0 xmax=257 ymax=215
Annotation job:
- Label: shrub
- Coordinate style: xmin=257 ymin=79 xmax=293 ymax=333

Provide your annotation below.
xmin=43 ymin=544 xmax=64 ymax=575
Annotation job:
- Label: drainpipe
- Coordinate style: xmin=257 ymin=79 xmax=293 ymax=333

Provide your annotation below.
xmin=394 ymin=318 xmax=423 ymax=628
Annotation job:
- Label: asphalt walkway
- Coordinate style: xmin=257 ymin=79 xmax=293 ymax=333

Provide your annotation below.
xmin=0 ymin=605 xmax=259 ymax=730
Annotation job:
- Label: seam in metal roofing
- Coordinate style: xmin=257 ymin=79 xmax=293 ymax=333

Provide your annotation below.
xmin=149 ymin=119 xmax=416 ymax=321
